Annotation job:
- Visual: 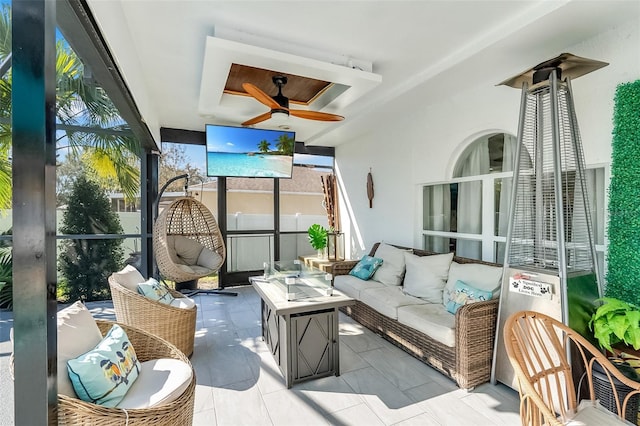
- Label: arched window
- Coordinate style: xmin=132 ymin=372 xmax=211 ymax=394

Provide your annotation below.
xmin=421 ymin=133 xmax=606 ymax=267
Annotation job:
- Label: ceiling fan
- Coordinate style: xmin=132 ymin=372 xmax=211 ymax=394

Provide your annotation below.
xmin=241 ymin=75 xmax=344 ymax=126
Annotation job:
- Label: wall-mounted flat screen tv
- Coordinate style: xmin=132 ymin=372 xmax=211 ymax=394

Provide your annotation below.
xmin=205 ymin=124 xmax=295 ymax=178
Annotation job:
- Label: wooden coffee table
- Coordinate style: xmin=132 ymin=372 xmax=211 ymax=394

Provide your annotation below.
xmin=249 ymin=261 xmax=355 ymax=388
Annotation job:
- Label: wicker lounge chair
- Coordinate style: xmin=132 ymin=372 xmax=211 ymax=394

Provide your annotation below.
xmin=109 ymin=267 xmax=197 ymax=357
xmin=504 ymin=310 xmax=640 ymax=425
xmin=58 ymin=319 xmax=196 ymax=426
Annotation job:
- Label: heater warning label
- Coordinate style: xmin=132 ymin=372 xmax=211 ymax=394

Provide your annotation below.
xmin=509 ymin=275 xmax=552 ymax=300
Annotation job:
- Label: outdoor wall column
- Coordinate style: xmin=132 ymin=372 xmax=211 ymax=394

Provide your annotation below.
xmin=12 ymin=0 xmax=58 ymax=424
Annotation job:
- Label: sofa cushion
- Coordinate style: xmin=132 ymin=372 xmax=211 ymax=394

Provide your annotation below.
xmin=397 ymin=304 xmax=456 ymax=347
xmin=67 ymin=324 xmax=141 ymax=407
xmin=349 ymin=255 xmax=384 ymax=280
xmin=372 ymin=243 xmax=409 ymax=286
xmin=57 ymin=301 xmax=104 ymax=398
xmin=112 ymin=265 xmax=146 ymax=292
xmin=442 ymin=261 xmax=503 ymax=306
xmin=117 ymin=358 xmax=193 ymax=409
xmin=359 ymin=286 xmax=427 ymax=320
xmin=403 ymin=252 xmax=454 ymax=303
xmin=334 ymin=274 xmax=386 ymax=299
xmin=445 ymin=280 xmax=493 ymax=314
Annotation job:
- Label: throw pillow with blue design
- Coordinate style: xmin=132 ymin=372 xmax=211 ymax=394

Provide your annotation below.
xmin=349 ymin=256 xmax=384 ymax=280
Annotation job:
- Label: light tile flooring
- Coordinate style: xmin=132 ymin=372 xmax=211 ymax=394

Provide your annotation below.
xmin=0 ymin=285 xmax=522 ymax=425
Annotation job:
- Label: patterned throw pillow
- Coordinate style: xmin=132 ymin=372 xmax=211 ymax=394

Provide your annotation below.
xmin=349 ymin=256 xmax=384 ymax=280
xmin=137 ymin=278 xmax=175 ymax=305
xmin=67 ymin=324 xmax=141 ymax=407
xmin=445 ymin=280 xmax=493 ymax=314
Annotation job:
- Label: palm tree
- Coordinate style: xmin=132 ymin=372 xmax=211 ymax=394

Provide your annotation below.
xmin=275 ymin=134 xmax=294 ymax=156
xmin=257 ymin=139 xmax=270 ymax=153
xmin=0 ymin=3 xmax=140 ymax=209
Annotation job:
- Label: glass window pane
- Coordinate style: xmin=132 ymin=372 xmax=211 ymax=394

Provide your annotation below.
xmin=280 ymin=166 xmax=328 ymax=232
xmin=226 ymin=234 xmax=273 ymax=272
xmin=423 ymin=235 xmax=451 ymax=253
xmin=495 ymin=177 xmax=513 ymax=236
xmin=423 ymin=184 xmax=452 ymax=232
xmin=226 ymin=178 xmax=274 ymax=231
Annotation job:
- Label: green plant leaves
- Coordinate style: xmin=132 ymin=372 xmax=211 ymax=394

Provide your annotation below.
xmin=307 ymin=224 xmax=328 ymax=250
xmin=590 ymin=297 xmax=640 ymax=351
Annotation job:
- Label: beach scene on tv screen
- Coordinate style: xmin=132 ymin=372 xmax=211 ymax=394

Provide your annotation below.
xmin=206 ymin=125 xmax=295 ymax=178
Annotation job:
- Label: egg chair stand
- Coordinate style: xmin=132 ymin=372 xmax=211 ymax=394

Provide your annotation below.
xmin=154 ymin=174 xmax=237 ymax=297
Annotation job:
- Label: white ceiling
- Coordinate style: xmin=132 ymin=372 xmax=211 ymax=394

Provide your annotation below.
xmin=86 ymin=0 xmax=639 ymax=147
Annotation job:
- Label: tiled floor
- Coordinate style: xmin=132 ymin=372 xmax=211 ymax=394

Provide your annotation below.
xmin=0 ymin=286 xmax=522 ymax=425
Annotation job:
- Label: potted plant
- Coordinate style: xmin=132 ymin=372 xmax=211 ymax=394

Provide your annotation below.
xmin=588 ymin=297 xmax=640 ymax=421
xmin=307 ymin=224 xmax=328 ymax=258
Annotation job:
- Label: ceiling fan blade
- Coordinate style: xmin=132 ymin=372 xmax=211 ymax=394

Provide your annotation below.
xmin=242 ymin=83 xmax=281 ymax=110
xmin=241 ymin=111 xmax=272 ymax=126
xmin=289 ymin=109 xmax=344 ymax=122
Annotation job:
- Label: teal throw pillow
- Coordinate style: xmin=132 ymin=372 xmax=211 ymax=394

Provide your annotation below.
xmin=67 ymin=324 xmax=141 ymax=407
xmin=349 ymin=256 xmax=384 ymax=280
xmin=137 ymin=278 xmax=175 ymax=305
xmin=445 ymin=280 xmax=493 ymax=314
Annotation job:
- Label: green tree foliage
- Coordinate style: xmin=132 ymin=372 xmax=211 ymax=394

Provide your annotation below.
xmin=257 ymin=139 xmax=270 ymax=153
xmin=275 ymin=134 xmax=294 ymax=155
xmin=159 ymin=143 xmax=208 ymax=192
xmin=58 ymin=176 xmax=124 ymax=301
xmin=0 ymin=3 xmax=141 ymax=209
xmin=606 ymin=79 xmax=640 ymax=305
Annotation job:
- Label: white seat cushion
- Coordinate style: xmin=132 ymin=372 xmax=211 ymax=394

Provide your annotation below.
xmin=112 ymin=265 xmax=146 ymax=292
xmin=359 ymin=286 xmax=427 ymax=320
xmin=174 ymin=236 xmax=204 ymax=265
xmin=170 ymin=297 xmax=197 ymax=309
xmin=57 ymin=301 xmax=103 ymax=398
xmin=189 ymin=265 xmax=213 ymax=275
xmin=197 ymin=247 xmax=222 ymax=270
xmin=397 ymin=304 xmax=456 ymax=347
xmin=116 ymin=358 xmax=193 ymax=409
xmin=334 ymin=274 xmax=386 ymax=299
xmin=565 ymin=400 xmax=632 ymax=425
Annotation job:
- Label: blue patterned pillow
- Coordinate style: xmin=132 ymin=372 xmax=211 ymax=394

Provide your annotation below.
xmin=349 ymin=256 xmax=384 ymax=280
xmin=67 ymin=324 xmax=141 ymax=407
xmin=137 ymin=278 xmax=175 ymax=305
xmin=445 ymin=280 xmax=493 ymax=314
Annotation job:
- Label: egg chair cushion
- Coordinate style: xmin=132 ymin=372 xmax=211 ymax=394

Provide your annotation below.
xmin=174 ymin=236 xmax=205 ymax=265
xmin=197 ymin=247 xmax=223 ymax=270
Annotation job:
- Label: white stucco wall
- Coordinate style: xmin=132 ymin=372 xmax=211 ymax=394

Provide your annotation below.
xmin=336 ymin=17 xmax=640 ymax=256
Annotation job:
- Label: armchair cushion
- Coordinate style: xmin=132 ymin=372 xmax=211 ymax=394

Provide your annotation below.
xmin=57 ymin=301 xmax=104 ymax=398
xmin=403 ymin=252 xmax=453 ymax=303
xmin=67 ymin=324 xmax=141 ymax=407
xmin=111 ymin=265 xmax=146 ymax=293
xmin=170 ymin=297 xmax=197 ymax=310
xmin=117 ymin=358 xmax=193 ymax=409
xmin=372 ymin=243 xmax=409 ymax=286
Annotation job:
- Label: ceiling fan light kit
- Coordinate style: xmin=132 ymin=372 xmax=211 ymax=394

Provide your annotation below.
xmin=242 ymin=75 xmax=344 ymax=126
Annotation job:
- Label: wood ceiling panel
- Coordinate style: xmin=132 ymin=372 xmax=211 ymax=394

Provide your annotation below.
xmin=225 ymin=63 xmax=331 ymax=105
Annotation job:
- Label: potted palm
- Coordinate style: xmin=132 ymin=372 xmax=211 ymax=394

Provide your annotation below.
xmin=307 ymin=224 xmax=328 ymax=259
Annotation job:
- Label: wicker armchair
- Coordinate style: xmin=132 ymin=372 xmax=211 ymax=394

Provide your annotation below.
xmin=58 ymin=320 xmax=196 ymax=426
xmin=504 ymin=310 xmax=640 ymax=426
xmin=109 ymin=273 xmax=197 ymax=357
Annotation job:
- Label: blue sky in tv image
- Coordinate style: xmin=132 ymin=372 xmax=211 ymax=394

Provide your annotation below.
xmin=206 ymin=124 xmax=295 ymax=154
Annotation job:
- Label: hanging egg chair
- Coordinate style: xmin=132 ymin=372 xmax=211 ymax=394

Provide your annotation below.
xmin=153 ymin=196 xmax=226 ymax=283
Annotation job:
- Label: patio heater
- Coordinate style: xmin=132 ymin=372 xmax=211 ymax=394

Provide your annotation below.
xmin=491 ymin=53 xmax=608 ymax=389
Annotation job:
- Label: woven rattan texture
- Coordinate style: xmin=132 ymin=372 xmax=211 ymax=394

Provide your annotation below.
xmin=154 ymin=197 xmax=225 ymax=283
xmin=109 ymin=276 xmax=197 ymax=357
xmin=334 ymin=243 xmax=499 ymax=389
xmin=57 ymin=320 xmax=196 ymax=425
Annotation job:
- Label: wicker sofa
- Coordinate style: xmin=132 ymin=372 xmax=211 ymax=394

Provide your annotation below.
xmin=333 ymin=242 xmax=501 ymax=390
